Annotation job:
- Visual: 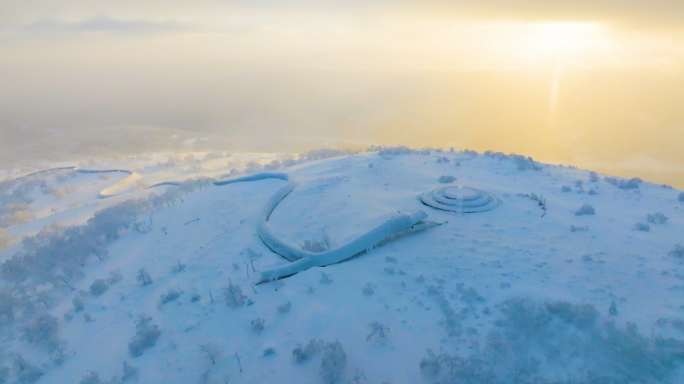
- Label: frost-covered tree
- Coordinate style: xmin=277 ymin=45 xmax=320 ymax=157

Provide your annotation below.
xmin=128 ymin=315 xmax=161 ymax=357
xmin=589 ymin=171 xmax=601 ymax=183
xmin=320 ymin=341 xmax=346 ymax=384
xmin=0 ymin=288 xmax=19 ymax=322
xmin=224 ymin=281 xmax=246 ymax=308
xmin=49 ymin=339 xmax=68 ymax=365
xmin=293 ymin=340 xmax=324 ymax=363
xmin=23 ymin=314 xmax=59 ymax=346
xmin=90 ymin=279 xmax=109 ymax=296
xmin=136 ymin=268 xmax=152 ymax=286
xmin=200 ymin=342 xmax=225 ymax=364
xmin=11 ymin=354 xmax=43 ymax=383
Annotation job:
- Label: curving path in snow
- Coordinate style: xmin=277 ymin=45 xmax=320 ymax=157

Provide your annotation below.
xmin=215 ymin=173 xmax=433 ymax=283
xmin=7 ymin=166 xmax=434 ymax=283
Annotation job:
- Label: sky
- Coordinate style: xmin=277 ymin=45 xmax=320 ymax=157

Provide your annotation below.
xmin=1 ymin=1 xmax=683 ymax=186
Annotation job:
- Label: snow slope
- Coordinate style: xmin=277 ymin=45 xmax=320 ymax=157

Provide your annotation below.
xmin=1 ymin=150 xmax=684 ymax=384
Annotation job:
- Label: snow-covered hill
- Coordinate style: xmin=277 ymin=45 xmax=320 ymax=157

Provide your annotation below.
xmin=1 ymin=149 xmax=683 ymax=384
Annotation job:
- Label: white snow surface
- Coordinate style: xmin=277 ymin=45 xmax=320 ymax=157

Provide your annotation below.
xmin=1 ymin=150 xmax=684 ymax=383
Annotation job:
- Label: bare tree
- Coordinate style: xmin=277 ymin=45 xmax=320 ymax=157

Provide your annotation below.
xmin=200 ymin=342 xmax=225 ymax=364
xmin=136 ymin=268 xmax=152 ymax=286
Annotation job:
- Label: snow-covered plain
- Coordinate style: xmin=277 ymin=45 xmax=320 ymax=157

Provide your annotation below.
xmin=1 ymin=150 xmax=684 ymax=384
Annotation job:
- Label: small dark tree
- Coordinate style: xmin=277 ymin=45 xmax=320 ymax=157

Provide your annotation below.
xmin=136 ymin=268 xmax=152 ymax=286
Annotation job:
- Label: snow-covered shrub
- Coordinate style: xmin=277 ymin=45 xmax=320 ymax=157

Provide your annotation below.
xmin=11 ymin=354 xmax=43 ymax=383
xmin=362 ymin=283 xmax=375 ymax=295
xmin=669 ymin=244 xmax=684 ymax=258
xmin=136 ymin=268 xmax=152 ymax=286
xmin=171 ymin=260 xmax=186 ymax=273
xmin=80 ymin=372 xmax=102 ymax=384
xmin=122 ymin=361 xmax=138 ymax=381
xmin=159 ymin=289 xmax=180 ymax=305
xmin=73 ymin=296 xmax=85 ymax=312
xmin=438 ymin=175 xmax=456 ymax=184
xmin=414 ymin=274 xmax=426 ymax=283
xmin=588 ymin=188 xmax=598 ymax=195
xmin=320 ymin=341 xmax=346 ymax=384
xmin=277 ymin=302 xmax=291 ymax=313
xmin=128 ymin=315 xmax=161 ymax=357
xmin=23 ymin=314 xmax=59 ymax=345
xmin=251 ymin=318 xmax=265 ymax=333
xmin=605 ymin=176 xmax=642 ymax=190
xmin=437 ymin=156 xmax=450 ymax=163
xmin=263 ymin=347 xmax=276 ymax=356
xmin=384 ymin=266 xmax=395 ymax=275
xmin=570 ymin=225 xmax=589 ymax=232
xmin=575 ymin=204 xmax=595 ymax=216
xmin=301 ymin=239 xmax=328 ymax=253
xmin=302 ymin=148 xmax=360 ymax=161
xmin=224 ymin=281 xmax=246 ymax=307
xmin=293 ymin=340 xmax=324 ymax=363
xmin=107 ymin=270 xmax=123 ymax=284
xmin=320 ymin=272 xmax=333 ymax=285
xmin=459 ymin=286 xmax=483 ymax=303
xmin=370 ymin=145 xmax=414 ymax=156
xmin=635 ymin=223 xmax=650 ymax=232
xmin=561 ymin=185 xmax=572 ymax=192
xmin=366 ymin=321 xmax=390 ymax=340
xmin=191 ymin=293 xmax=201 ymax=302
xmin=89 ymin=279 xmax=109 ymax=296
xmin=512 ymin=155 xmax=542 ymax=171
xmin=647 ymin=212 xmax=668 ymax=224
xmin=679 ymin=192 xmax=684 ymax=202
xmin=385 ymin=256 xmax=397 ymax=263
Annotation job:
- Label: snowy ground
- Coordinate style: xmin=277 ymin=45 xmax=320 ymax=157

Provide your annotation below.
xmin=1 ymin=150 xmax=683 ymax=383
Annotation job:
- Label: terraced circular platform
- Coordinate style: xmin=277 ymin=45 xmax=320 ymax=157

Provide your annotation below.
xmin=420 ymin=186 xmax=501 ymax=213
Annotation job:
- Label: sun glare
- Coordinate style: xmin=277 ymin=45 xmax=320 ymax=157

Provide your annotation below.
xmin=512 ymin=22 xmax=610 ymax=64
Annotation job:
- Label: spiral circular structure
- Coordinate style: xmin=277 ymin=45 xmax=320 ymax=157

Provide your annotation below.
xmin=420 ymin=186 xmax=501 ymax=213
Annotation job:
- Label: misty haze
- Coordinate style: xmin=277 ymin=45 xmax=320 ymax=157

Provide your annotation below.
xmin=1 ymin=1 xmax=684 ymax=383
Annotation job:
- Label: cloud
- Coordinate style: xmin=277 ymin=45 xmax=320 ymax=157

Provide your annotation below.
xmin=25 ymin=17 xmax=187 ymax=34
